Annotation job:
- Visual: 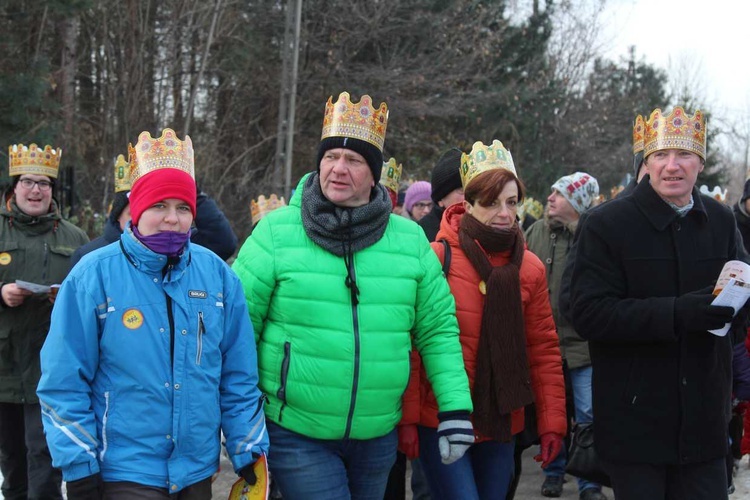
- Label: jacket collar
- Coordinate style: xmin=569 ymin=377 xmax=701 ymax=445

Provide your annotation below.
xmin=103 ymin=218 xmax=123 ymax=243
xmin=633 ymin=176 xmax=708 ymax=231
xmin=119 ymin=225 xmax=191 ymax=280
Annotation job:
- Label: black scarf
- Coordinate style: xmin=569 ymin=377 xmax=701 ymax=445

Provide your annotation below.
xmin=301 ymin=173 xmax=391 ymax=305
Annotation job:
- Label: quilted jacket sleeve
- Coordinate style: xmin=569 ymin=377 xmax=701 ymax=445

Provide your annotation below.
xmin=411 ymin=236 xmax=473 ymax=414
xmin=232 ymin=218 xmax=277 ymax=342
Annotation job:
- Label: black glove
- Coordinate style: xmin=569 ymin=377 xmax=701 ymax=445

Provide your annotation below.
xmin=239 ymin=463 xmax=257 ymax=485
xmin=675 ymin=286 xmax=735 ymax=334
xmin=65 ymin=473 xmax=104 ymax=500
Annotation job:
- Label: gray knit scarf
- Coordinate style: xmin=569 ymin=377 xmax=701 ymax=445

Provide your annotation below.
xmin=301 ymin=172 xmax=391 ymax=257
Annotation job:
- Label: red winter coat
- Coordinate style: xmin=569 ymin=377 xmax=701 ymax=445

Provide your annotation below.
xmin=402 ymin=204 xmax=567 ymax=440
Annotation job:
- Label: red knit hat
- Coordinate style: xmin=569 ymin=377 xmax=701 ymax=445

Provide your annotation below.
xmin=129 ymin=168 xmax=197 ymax=225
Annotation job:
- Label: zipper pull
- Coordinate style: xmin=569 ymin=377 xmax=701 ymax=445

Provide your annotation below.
xmin=198 ymin=311 xmax=205 ymax=334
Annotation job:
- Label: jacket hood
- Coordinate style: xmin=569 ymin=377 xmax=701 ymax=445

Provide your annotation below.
xmin=435 ymin=202 xmax=465 ymax=246
xmin=1 ymin=194 xmax=62 ymax=234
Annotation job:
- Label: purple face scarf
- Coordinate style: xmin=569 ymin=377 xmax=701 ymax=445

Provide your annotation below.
xmin=132 ymin=225 xmax=191 ymax=257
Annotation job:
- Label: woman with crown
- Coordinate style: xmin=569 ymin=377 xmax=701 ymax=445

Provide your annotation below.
xmin=36 ymin=129 xmax=269 ymax=498
xmin=402 ymin=140 xmax=567 ymax=498
xmin=232 ymin=92 xmax=473 ymax=499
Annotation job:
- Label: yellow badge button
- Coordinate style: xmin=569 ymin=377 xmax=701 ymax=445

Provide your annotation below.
xmin=0 ymin=252 xmax=11 ymax=266
xmin=122 ymin=308 xmax=144 ymax=330
xmin=478 ymin=280 xmax=487 ymax=295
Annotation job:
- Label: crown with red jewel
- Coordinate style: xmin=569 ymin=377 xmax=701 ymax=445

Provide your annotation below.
xmin=460 ymin=140 xmax=517 ymax=188
xmin=633 ymin=115 xmax=645 ymax=154
xmin=380 ymin=158 xmax=402 ymax=193
xmin=321 ymin=92 xmax=388 ymax=151
xmin=128 ymin=128 xmax=194 ymax=184
xmin=644 ymin=107 xmax=706 ymax=159
xmin=251 ymin=194 xmax=287 ymax=226
xmin=113 ymin=154 xmax=133 ymax=192
xmin=8 ymin=143 xmax=62 ymax=178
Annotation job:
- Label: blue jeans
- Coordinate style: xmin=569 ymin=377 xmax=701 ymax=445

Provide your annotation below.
xmin=266 ymin=421 xmax=397 ymax=500
xmin=544 ymin=364 xmax=600 ymax=492
xmin=418 ymin=425 xmax=515 ymax=499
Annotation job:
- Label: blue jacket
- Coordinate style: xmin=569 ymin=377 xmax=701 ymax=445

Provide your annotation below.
xmin=37 ymin=228 xmax=268 ymax=491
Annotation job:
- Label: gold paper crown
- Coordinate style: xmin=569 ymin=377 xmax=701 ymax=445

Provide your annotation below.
xmin=644 ymin=107 xmax=706 ymax=159
xmin=460 ymin=140 xmax=517 ymax=188
xmin=699 ymin=185 xmax=727 ymax=203
xmin=251 ymin=194 xmax=287 ymax=226
xmin=380 ymin=158 xmax=402 ymax=193
xmin=8 ymin=143 xmax=62 ymax=178
xmin=519 ymin=197 xmax=543 ymax=221
xmin=128 ymin=128 xmax=195 ymax=184
xmin=633 ymin=115 xmax=645 ymax=154
xmin=321 ymin=92 xmax=388 ymax=151
xmin=113 ymin=154 xmax=133 ymax=192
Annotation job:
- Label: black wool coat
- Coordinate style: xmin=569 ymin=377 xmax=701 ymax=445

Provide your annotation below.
xmin=569 ymin=178 xmax=740 ymax=465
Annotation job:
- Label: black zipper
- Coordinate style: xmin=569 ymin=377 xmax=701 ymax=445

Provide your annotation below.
xmin=277 ymin=341 xmax=291 ymax=422
xmin=196 ymin=311 xmax=205 ymax=365
xmin=163 ymin=261 xmax=176 ymax=368
xmin=252 ymin=393 xmax=268 ymax=420
xmin=344 ymin=261 xmax=361 ymax=439
xmin=42 ymin=242 xmax=49 ymax=282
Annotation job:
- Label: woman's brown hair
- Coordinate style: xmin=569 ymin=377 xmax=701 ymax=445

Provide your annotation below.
xmin=464 ymin=169 xmax=525 ymax=207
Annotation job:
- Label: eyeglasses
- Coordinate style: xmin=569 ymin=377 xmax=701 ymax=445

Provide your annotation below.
xmin=18 ymin=179 xmax=53 ymax=191
xmin=413 ymin=202 xmax=433 ymax=210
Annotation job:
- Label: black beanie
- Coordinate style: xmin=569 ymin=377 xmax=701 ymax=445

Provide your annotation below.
xmin=317 ymin=137 xmax=383 ymax=183
xmin=109 ymin=191 xmax=131 ymax=224
xmin=430 ymin=148 xmax=463 ymax=203
xmin=742 ymin=179 xmax=750 ymax=203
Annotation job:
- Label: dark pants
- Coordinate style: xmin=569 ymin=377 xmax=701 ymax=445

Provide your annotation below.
xmin=382 ymin=453 xmax=431 ymax=500
xmin=603 ymin=457 xmax=727 ymax=500
xmin=103 ymin=477 xmax=212 ymax=499
xmin=0 ymin=402 xmax=62 ymax=500
xmin=266 ymin=421 xmax=397 ymax=500
xmin=418 ymin=426 xmax=515 ymax=500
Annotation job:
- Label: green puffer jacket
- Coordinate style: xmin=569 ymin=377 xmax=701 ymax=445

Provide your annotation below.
xmin=0 ymin=197 xmax=89 ymax=403
xmin=233 ymin=175 xmax=472 ymax=440
xmin=525 ymin=217 xmax=591 ymax=369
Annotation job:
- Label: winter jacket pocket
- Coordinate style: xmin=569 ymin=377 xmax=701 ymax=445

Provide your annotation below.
xmin=623 ymin=358 xmax=643 ymax=405
xmin=277 ymin=341 xmax=291 ymax=421
xmin=48 ymin=245 xmax=75 ymax=283
xmin=196 ymin=311 xmax=205 ymax=365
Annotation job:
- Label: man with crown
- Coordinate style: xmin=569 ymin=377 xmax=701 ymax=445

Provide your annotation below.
xmin=37 ymin=129 xmax=269 ymax=498
xmin=70 ymin=153 xmax=238 ymax=268
xmin=0 ymin=143 xmax=89 ymax=499
xmin=569 ymin=107 xmax=747 ymax=499
xmin=232 ymin=92 xmax=472 ymax=499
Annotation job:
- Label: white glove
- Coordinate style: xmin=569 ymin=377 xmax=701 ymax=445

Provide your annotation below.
xmin=437 ymin=411 xmax=474 ymax=464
